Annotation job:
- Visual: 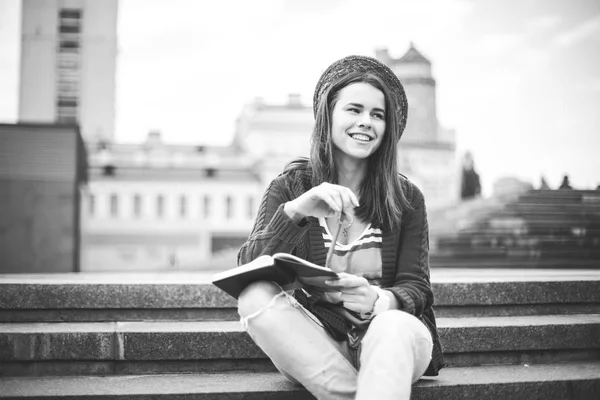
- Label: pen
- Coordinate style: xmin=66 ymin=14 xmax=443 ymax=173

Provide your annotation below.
xmin=325 ymin=216 xmax=344 ymax=270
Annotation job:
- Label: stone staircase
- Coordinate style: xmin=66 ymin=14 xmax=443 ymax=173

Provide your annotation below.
xmin=431 ymin=190 xmax=600 ymax=268
xmin=1 ymin=269 xmax=600 ymax=399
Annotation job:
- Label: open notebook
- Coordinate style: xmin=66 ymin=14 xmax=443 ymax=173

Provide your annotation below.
xmin=211 ymin=253 xmax=338 ymax=299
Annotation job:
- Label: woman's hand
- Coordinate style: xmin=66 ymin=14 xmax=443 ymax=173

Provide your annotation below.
xmin=325 ymin=273 xmax=379 ymax=314
xmin=284 ymin=182 xmax=359 ymax=222
xmin=297 ymin=275 xmax=343 ymax=303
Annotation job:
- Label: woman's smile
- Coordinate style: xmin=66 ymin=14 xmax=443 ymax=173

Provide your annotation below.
xmin=347 ymin=132 xmax=374 ymax=142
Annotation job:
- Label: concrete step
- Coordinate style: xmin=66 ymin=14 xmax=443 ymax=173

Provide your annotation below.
xmin=432 ymin=247 xmax=600 ymax=260
xmin=438 ymin=234 xmax=599 ymax=248
xmin=505 ymin=202 xmax=600 ymax=214
xmin=1 ymin=362 xmax=599 ymax=399
xmin=1 ymin=315 xmax=599 ymax=376
xmin=518 ymin=190 xmax=600 ymax=202
xmin=455 ymin=222 xmax=600 ymax=236
xmin=456 ymin=211 xmax=600 ymax=227
xmin=2 ymin=271 xmax=599 ymax=322
xmin=434 ymin=245 xmax=600 ymax=259
xmin=489 ymin=211 xmax=600 ymax=224
xmin=430 ymin=258 xmax=600 ymax=269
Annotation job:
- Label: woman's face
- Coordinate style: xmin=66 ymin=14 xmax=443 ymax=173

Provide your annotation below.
xmin=330 ymin=82 xmax=386 ymax=162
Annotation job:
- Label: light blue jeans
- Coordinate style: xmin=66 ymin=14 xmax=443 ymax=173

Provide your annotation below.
xmin=238 ymin=281 xmax=433 ymax=400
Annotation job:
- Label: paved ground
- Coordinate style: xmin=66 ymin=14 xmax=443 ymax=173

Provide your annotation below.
xmin=1 ymin=268 xmax=599 ymax=284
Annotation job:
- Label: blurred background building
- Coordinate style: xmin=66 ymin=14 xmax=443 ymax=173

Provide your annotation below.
xmin=8 ymin=0 xmax=459 ymax=272
xmin=0 ymin=123 xmax=87 ymax=273
xmin=376 ymin=46 xmax=457 ymax=207
xmin=18 ymin=0 xmax=117 ymax=143
xmin=233 ymin=93 xmax=313 ymax=184
xmin=1 ymin=0 xmax=598 ymax=274
xmin=82 ymin=132 xmax=262 ymax=271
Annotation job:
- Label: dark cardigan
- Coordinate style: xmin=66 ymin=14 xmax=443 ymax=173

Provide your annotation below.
xmin=237 ymin=164 xmax=444 ymax=376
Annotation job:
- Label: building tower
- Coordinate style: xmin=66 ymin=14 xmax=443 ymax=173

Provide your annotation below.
xmin=376 ymin=44 xmax=458 ymax=207
xmin=376 ymin=43 xmax=438 ymax=143
xmin=18 ymin=0 xmax=118 ymax=142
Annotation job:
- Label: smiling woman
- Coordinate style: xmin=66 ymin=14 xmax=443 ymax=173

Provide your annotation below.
xmin=235 ymin=55 xmax=444 ymax=400
xmin=331 ymin=81 xmax=386 ymax=161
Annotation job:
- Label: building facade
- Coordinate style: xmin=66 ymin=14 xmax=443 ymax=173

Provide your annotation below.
xmin=18 ymin=0 xmax=118 ymax=142
xmin=82 ymin=132 xmax=262 ymax=271
xmin=0 ymin=123 xmax=87 ymax=273
xmin=233 ymin=94 xmax=313 ymax=183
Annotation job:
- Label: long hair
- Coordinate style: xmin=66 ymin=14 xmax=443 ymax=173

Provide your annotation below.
xmin=309 ymin=71 xmax=412 ymax=229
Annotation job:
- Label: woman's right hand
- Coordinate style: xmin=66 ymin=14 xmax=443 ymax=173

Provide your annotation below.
xmin=298 ymin=275 xmax=343 ymax=304
xmin=284 ymin=182 xmax=360 ymax=222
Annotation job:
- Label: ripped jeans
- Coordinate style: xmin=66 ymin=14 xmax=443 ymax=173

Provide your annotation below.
xmin=238 ymin=281 xmax=433 ymax=400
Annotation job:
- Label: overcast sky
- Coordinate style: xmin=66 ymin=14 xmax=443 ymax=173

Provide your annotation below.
xmin=1 ymin=0 xmax=599 ymax=195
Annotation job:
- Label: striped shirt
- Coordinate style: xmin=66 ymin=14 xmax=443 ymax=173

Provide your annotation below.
xmin=318 ymin=217 xmax=383 ymax=282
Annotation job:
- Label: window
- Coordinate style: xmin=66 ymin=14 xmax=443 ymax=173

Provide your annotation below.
xmin=57 ymin=98 xmax=78 ymax=107
xmin=226 ymin=196 xmax=234 ymax=220
xmin=102 ymin=165 xmax=116 ymax=177
xmin=58 ymin=59 xmax=79 ymax=70
xmin=110 ymin=194 xmax=118 ymax=218
xmin=56 ymin=8 xmax=82 ymax=123
xmin=59 ymin=40 xmax=80 ymax=51
xmin=133 ymin=195 xmax=142 ymax=218
xmin=156 ymin=195 xmax=164 ymax=218
xmin=203 ymin=195 xmax=211 ymax=219
xmin=247 ymin=196 xmax=255 ymax=219
xmin=59 ymin=9 xmax=82 ymax=19
xmin=59 ymin=25 xmax=80 ymax=34
xmin=57 ymin=111 xmax=77 ymax=123
xmin=89 ymin=194 xmax=95 ymax=216
xmin=57 ymin=82 xmax=79 ymax=94
xmin=57 ymin=97 xmax=78 ymax=120
xmin=179 ymin=196 xmax=187 ymax=218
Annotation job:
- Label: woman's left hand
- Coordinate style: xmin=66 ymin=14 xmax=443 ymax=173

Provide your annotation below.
xmin=325 ymin=273 xmax=379 ymax=314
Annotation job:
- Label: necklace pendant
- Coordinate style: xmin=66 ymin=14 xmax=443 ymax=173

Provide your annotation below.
xmin=338 ymin=213 xmax=354 ymax=242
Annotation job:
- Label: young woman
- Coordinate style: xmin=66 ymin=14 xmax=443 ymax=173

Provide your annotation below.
xmin=237 ymin=55 xmax=444 ymax=400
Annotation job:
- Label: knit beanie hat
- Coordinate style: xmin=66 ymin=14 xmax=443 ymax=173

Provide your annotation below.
xmin=313 ymin=55 xmax=408 ymax=140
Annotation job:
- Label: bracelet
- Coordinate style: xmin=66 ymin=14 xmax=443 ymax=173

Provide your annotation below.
xmin=361 ymin=286 xmax=391 ymax=320
xmin=372 ymin=287 xmax=392 ymax=315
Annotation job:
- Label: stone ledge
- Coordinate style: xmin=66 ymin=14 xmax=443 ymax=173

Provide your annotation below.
xmin=0 ymin=308 xmax=241 ymax=323
xmin=0 ymin=283 xmax=236 ymax=309
xmin=1 ymin=362 xmax=599 ymax=400
xmin=2 ymin=359 xmax=278 ymax=377
xmin=430 ymin=258 xmax=600 ymax=269
xmin=0 ymin=322 xmax=115 ymax=361
xmin=1 ymin=279 xmax=599 ymax=310
xmin=1 ymin=315 xmax=599 ymax=364
xmin=434 ymin=280 xmax=600 ymax=305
